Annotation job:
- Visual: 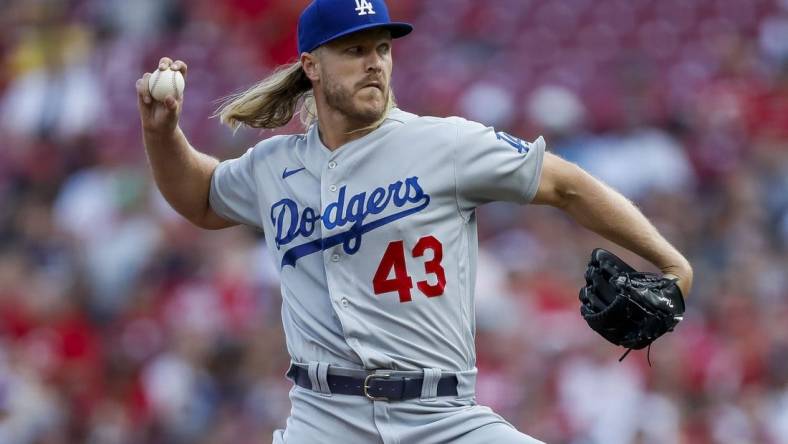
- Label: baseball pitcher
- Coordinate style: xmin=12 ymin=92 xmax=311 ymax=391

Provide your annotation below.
xmin=135 ymin=0 xmax=693 ymax=442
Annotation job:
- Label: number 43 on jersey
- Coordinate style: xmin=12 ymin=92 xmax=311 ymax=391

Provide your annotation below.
xmin=372 ymin=236 xmax=446 ymax=303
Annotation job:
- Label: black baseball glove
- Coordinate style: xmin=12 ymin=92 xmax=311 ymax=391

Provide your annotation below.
xmin=579 ymin=248 xmax=685 ymax=361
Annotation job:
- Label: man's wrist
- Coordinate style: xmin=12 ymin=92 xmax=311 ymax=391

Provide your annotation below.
xmin=143 ymin=126 xmax=186 ymax=151
xmin=663 ymin=267 xmax=692 ymax=298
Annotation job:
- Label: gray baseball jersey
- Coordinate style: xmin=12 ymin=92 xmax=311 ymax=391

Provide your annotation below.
xmin=209 ymin=108 xmax=545 ymax=373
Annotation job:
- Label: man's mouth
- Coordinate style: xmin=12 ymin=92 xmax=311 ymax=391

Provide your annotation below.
xmin=360 ymin=81 xmax=383 ymax=91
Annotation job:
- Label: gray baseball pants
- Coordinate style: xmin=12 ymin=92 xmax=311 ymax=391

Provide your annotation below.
xmin=272 ymin=383 xmax=545 ymax=444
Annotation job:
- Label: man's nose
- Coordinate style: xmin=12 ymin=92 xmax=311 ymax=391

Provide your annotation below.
xmin=365 ymin=52 xmax=384 ymax=73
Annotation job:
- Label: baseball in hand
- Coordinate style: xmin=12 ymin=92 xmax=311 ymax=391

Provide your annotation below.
xmin=148 ymin=68 xmax=185 ymax=102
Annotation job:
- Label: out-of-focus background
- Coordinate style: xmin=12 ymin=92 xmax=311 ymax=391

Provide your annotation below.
xmin=0 ymin=0 xmax=787 ymax=443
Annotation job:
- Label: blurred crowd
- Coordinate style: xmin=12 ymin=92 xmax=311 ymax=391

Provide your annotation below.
xmin=0 ymin=0 xmax=787 ymax=443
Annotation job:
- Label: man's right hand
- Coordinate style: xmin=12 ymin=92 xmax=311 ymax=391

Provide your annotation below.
xmin=136 ymin=57 xmax=188 ymax=135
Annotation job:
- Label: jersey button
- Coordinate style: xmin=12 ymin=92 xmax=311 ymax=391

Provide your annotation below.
xmin=329 ymin=185 xmax=338 ymax=192
xmin=331 ymin=254 xmax=340 ymax=262
xmin=328 ymin=161 xmax=337 ymax=169
xmin=341 ymin=298 xmax=349 ymax=307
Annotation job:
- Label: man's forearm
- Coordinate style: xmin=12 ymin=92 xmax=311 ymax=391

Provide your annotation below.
xmin=561 ymin=168 xmax=693 ymax=294
xmin=143 ymin=126 xmax=219 ymax=225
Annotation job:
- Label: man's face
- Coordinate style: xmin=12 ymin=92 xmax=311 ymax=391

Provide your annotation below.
xmin=313 ymin=29 xmax=393 ymax=125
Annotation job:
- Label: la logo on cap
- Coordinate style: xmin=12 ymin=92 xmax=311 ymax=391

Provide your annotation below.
xmin=296 ymin=0 xmax=412 ymax=54
xmin=355 ymin=0 xmax=376 ymax=16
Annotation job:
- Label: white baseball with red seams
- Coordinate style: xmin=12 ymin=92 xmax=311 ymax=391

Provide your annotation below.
xmin=148 ymin=68 xmax=185 ymax=101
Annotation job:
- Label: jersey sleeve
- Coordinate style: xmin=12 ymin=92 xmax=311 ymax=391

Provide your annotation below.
xmin=209 ymin=147 xmax=263 ymax=228
xmin=453 ymin=118 xmax=546 ymax=211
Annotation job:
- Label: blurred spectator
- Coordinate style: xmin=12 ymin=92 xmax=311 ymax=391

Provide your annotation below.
xmin=1 ymin=24 xmax=106 ymax=141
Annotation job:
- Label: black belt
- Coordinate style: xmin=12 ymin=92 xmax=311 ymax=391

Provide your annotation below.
xmin=287 ymin=365 xmax=458 ymax=401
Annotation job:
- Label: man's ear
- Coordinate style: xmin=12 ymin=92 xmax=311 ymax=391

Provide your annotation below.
xmin=301 ymin=52 xmax=320 ymax=82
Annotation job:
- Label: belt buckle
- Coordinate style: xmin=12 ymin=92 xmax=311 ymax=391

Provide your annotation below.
xmin=363 ymin=372 xmax=391 ymax=401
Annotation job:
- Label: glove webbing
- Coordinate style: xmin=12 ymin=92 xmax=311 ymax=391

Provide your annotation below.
xmin=614 ymin=273 xmax=664 ymax=366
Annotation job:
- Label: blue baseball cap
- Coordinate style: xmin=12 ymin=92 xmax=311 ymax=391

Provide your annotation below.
xmin=297 ymin=0 xmax=414 ymax=54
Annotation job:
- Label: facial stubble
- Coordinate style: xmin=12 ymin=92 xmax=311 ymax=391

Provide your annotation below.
xmin=321 ymin=70 xmax=388 ymax=127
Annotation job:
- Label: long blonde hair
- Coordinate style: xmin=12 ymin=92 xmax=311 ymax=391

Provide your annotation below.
xmin=215 ymin=62 xmax=314 ymax=130
xmin=215 ymin=60 xmax=395 ymax=132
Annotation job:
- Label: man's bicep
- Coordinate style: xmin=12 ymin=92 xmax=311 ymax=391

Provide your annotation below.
xmin=200 ymin=206 xmax=240 ymax=230
xmin=531 ymin=152 xmax=584 ymax=208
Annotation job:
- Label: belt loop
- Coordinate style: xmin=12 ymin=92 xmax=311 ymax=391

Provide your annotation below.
xmin=317 ymin=362 xmax=332 ymax=396
xmin=420 ymin=368 xmax=441 ymax=401
xmin=308 ymin=361 xmax=332 ymax=396
xmin=455 ymin=368 xmax=477 ymax=400
xmin=307 ymin=362 xmax=320 ymax=392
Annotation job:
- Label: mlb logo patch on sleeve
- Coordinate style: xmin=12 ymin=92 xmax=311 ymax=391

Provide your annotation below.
xmin=496 ymin=132 xmax=530 ymax=154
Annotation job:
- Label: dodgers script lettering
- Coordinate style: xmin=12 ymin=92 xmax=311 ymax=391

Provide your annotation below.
xmin=271 ymin=176 xmax=430 ymax=268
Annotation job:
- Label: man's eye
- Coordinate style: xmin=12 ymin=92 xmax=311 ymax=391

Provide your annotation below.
xmin=346 ymin=46 xmax=361 ymax=54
